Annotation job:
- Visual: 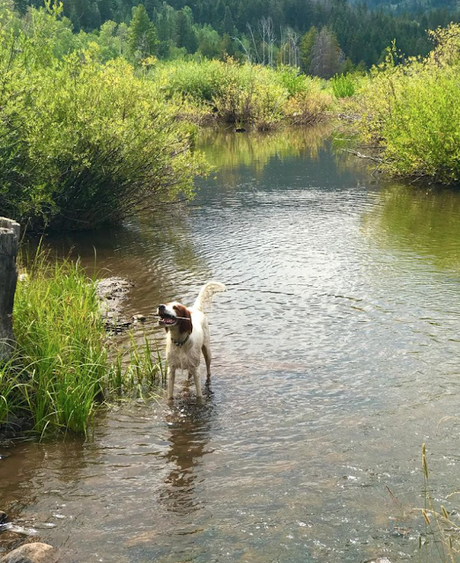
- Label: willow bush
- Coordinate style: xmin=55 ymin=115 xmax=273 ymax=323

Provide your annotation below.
xmin=152 ymin=58 xmax=333 ymax=130
xmin=0 ymin=6 xmax=207 ymax=231
xmin=358 ymin=25 xmax=460 ymax=184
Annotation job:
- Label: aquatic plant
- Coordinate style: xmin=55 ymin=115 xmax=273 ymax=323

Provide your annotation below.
xmin=419 ymin=443 xmax=460 ymax=563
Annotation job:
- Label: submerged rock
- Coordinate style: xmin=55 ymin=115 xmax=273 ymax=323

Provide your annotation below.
xmin=96 ymin=277 xmax=133 ymax=332
xmin=0 ymin=543 xmax=59 ymax=563
xmin=0 ymin=511 xmax=7 ymax=524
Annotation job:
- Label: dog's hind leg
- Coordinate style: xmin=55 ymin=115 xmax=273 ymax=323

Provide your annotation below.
xmin=167 ymin=366 xmax=176 ymax=400
xmin=202 ymin=344 xmax=211 ymax=378
xmin=190 ymin=368 xmax=202 ymax=399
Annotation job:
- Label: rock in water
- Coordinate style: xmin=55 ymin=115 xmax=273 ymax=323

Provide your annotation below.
xmin=0 ymin=543 xmax=59 ymax=563
xmin=96 ymin=277 xmax=133 ymax=331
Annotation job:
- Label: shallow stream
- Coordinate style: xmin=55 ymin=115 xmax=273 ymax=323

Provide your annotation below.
xmin=2 ymin=127 xmax=460 ymax=562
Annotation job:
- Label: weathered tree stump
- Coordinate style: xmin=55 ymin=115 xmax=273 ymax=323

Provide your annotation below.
xmin=0 ymin=217 xmax=20 ymax=362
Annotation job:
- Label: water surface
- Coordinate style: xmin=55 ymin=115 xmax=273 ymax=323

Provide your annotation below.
xmin=2 ymin=127 xmax=460 ymax=563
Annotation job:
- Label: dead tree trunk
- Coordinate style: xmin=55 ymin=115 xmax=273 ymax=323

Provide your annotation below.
xmin=0 ymin=217 xmax=20 ymax=362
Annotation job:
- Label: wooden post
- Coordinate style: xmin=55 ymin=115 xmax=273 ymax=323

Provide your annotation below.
xmin=0 ymin=217 xmax=20 ymax=362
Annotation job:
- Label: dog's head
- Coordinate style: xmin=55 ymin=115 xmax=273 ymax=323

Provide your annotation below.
xmin=157 ymin=302 xmax=193 ymax=334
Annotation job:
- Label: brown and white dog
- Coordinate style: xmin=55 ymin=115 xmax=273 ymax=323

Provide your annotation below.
xmin=157 ymin=281 xmax=226 ymax=400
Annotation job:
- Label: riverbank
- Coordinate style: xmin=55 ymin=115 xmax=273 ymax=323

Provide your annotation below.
xmin=353 ymin=24 xmax=460 ymax=185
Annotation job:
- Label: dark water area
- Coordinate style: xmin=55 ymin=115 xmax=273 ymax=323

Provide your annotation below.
xmin=2 ymin=127 xmax=460 ymax=562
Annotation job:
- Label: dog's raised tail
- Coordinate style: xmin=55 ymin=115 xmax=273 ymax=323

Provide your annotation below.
xmin=193 ymin=281 xmax=226 ymax=312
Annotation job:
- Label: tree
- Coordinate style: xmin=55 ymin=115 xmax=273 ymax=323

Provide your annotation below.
xmin=197 ymin=24 xmax=220 ymax=58
xmin=128 ymin=3 xmax=158 ymax=60
xmin=309 ymin=27 xmax=344 ymax=78
xmin=300 ymin=26 xmax=317 ymax=74
xmin=175 ymin=6 xmax=197 ymax=52
xmin=222 ymin=5 xmax=234 ymax=35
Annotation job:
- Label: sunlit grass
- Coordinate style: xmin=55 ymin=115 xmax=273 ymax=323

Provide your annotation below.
xmin=0 ymin=250 xmax=164 ymax=436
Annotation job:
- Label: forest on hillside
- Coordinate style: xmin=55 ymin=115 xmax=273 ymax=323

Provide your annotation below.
xmin=16 ymin=0 xmax=460 ymax=75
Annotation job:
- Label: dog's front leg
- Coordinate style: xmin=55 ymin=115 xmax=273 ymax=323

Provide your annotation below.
xmin=189 ymin=368 xmax=202 ymax=399
xmin=167 ymin=366 xmax=176 ymax=400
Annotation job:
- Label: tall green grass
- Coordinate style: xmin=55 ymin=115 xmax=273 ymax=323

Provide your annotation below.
xmin=12 ymin=254 xmax=111 ymax=433
xmin=0 ymin=251 xmax=164 ymax=436
xmin=331 ymin=73 xmax=356 ymax=98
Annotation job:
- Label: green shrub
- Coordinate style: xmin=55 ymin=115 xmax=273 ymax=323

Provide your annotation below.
xmin=153 ymin=59 xmax=226 ymax=101
xmin=358 ymin=25 xmax=460 ymax=183
xmin=284 ymin=78 xmax=333 ymax=125
xmin=274 ymin=65 xmax=309 ymax=96
xmin=0 ymin=11 xmax=207 ymax=231
xmin=154 ymin=59 xmax=295 ymax=129
xmin=331 ymin=73 xmax=355 ymax=98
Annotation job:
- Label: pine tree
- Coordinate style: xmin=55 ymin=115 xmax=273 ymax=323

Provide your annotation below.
xmin=128 ymin=4 xmax=158 ymax=59
xmin=175 ymin=7 xmax=197 ymax=52
xmin=299 ymin=26 xmax=317 ymax=73
xmin=222 ymin=6 xmax=234 ymax=35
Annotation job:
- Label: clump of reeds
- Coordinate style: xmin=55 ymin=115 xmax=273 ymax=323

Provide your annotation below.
xmin=419 ymin=443 xmax=460 ymax=562
xmin=0 ymin=250 xmax=164 ymax=436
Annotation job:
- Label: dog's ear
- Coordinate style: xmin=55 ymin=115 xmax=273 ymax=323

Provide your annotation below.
xmin=173 ymin=304 xmax=193 ymax=334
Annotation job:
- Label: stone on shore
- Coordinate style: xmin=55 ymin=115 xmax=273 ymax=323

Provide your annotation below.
xmin=0 ymin=543 xmax=59 ymax=563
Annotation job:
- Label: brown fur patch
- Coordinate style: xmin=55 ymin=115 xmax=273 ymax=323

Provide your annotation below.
xmin=173 ymin=304 xmax=193 ymax=334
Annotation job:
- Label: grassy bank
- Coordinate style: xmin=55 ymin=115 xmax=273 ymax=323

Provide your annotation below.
xmin=0 ymin=252 xmax=162 ymax=436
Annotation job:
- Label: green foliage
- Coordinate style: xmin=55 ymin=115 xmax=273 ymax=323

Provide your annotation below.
xmin=128 ymin=3 xmax=158 ymax=61
xmin=12 ymin=253 xmax=109 ymax=433
xmin=0 ymin=357 xmax=25 ymax=426
xmin=18 ymin=0 xmax=460 ymax=72
xmin=0 ymin=7 xmax=207 ymax=231
xmin=0 ymin=250 xmax=165 ymax=434
xmin=274 ymin=65 xmax=309 ymax=96
xmin=331 ymin=73 xmax=356 ymax=98
xmin=284 ymin=79 xmax=333 ymax=125
xmin=153 ymin=59 xmax=333 ymax=129
xmin=300 ymin=26 xmax=317 ymax=73
xmin=358 ymin=24 xmax=460 ymax=183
